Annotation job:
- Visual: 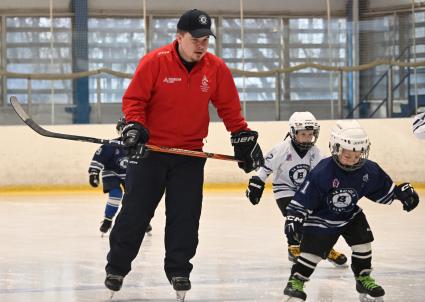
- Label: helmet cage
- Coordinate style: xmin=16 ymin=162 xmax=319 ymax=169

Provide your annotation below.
xmin=330 ymin=144 xmax=370 ymax=171
xmin=329 ymin=124 xmax=370 ymax=171
xmin=289 ymin=124 xmax=320 ymax=151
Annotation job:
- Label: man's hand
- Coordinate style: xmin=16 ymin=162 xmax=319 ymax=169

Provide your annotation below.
xmin=121 ymin=122 xmax=150 ymax=157
xmin=395 ymin=182 xmax=419 ymax=212
xmin=246 ymin=176 xmax=265 ymax=205
xmin=231 ymin=130 xmax=264 ymax=173
xmin=121 ymin=122 xmax=150 ymax=147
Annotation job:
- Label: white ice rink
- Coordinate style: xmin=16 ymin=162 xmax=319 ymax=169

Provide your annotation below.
xmin=0 ymin=190 xmax=424 ymax=302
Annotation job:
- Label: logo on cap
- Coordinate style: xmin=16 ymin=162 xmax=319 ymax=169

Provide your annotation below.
xmin=199 ymin=15 xmax=208 ymax=25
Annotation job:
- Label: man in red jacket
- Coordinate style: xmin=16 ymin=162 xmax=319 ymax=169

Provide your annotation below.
xmin=105 ymin=9 xmax=264 ymax=300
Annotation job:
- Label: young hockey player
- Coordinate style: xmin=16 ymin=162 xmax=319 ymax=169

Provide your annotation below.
xmin=246 ymin=112 xmax=347 ymax=267
xmin=413 ymin=112 xmax=425 ymax=139
xmin=282 ymin=120 xmax=419 ymax=302
xmin=88 ymin=117 xmax=152 ymax=236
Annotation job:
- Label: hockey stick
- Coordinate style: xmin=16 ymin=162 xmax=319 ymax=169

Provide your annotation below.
xmin=10 ymin=96 xmax=240 ymax=162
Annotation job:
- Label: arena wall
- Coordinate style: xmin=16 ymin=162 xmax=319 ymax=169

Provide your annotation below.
xmin=0 ymin=118 xmax=423 ymax=190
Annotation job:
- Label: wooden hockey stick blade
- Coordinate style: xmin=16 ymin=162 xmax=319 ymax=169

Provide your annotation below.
xmin=10 ymin=96 xmax=240 ymax=162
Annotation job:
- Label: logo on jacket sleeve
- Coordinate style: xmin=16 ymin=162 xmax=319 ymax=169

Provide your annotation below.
xmin=200 ymin=75 xmax=209 ymax=92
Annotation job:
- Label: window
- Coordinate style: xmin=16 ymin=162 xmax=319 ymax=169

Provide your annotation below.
xmin=289 ymin=17 xmax=346 ymax=101
xmin=6 ymin=17 xmax=72 ymax=104
xmin=88 ymin=18 xmax=145 ymax=103
xmin=221 ymin=17 xmax=281 ymax=101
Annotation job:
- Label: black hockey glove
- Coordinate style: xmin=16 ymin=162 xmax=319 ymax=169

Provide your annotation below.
xmin=284 ymin=213 xmax=304 ymax=243
xmin=231 ymin=130 xmax=264 ymax=173
xmin=394 ymin=182 xmax=419 ymax=212
xmin=121 ymin=122 xmax=150 ymax=157
xmin=246 ymin=176 xmax=265 ymax=205
xmin=89 ymin=169 xmax=100 ymax=187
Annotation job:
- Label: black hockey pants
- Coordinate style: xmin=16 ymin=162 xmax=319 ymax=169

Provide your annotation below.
xmin=106 ymin=152 xmax=206 ymax=281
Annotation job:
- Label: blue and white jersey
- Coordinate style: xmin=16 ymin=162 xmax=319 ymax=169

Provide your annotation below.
xmin=89 ymin=141 xmax=128 ymax=180
xmin=287 ymin=157 xmax=395 ymax=234
xmin=256 ymin=140 xmax=323 ymax=199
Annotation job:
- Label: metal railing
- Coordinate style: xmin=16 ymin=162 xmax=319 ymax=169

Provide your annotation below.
xmin=346 ymin=45 xmax=413 ymax=118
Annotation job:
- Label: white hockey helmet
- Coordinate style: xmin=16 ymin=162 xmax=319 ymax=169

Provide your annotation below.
xmin=288 ymin=111 xmax=320 ymax=150
xmin=329 ymin=120 xmax=370 ymax=171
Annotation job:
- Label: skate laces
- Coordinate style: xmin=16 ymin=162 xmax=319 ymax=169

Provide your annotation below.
xmin=289 ymin=277 xmax=305 ymax=292
xmin=357 ymin=275 xmax=379 ymax=290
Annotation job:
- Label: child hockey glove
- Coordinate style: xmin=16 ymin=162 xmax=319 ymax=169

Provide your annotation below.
xmin=88 ymin=168 xmax=100 ymax=187
xmin=246 ymin=176 xmax=265 ymax=205
xmin=231 ymin=130 xmax=264 ymax=173
xmin=285 ymin=213 xmax=304 ymax=243
xmin=395 ymin=182 xmax=419 ymax=212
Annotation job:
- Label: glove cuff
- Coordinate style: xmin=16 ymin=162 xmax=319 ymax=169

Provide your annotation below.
xmin=230 ymin=130 xmax=258 ymax=146
xmin=88 ymin=168 xmax=100 ymax=174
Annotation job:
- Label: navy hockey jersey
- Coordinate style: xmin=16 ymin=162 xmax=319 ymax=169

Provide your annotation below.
xmin=287 ymin=157 xmax=395 ymax=234
xmin=89 ymin=142 xmax=128 ymax=180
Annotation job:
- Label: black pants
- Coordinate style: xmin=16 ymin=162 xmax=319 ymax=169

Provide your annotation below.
xmin=300 ymin=211 xmax=374 ymax=259
xmin=106 ymin=152 xmax=206 ymax=281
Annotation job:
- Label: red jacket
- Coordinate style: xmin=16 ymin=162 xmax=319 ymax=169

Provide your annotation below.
xmin=122 ymin=40 xmax=248 ymax=150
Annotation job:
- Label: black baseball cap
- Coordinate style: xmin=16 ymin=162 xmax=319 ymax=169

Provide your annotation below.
xmin=177 ymin=9 xmax=216 ymax=38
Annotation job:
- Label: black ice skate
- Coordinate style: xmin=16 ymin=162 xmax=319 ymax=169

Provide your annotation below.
xmin=283 ymin=276 xmax=307 ymax=301
xmin=327 ymin=248 xmax=348 ymax=267
xmin=355 ymin=273 xmax=385 ymax=302
xmin=100 ymin=217 xmax=113 ymax=235
xmin=105 ymin=273 xmax=124 ymax=298
xmin=171 ymin=276 xmax=191 ymax=301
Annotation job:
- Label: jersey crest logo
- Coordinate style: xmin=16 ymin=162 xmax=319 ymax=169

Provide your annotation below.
xmin=289 ymin=164 xmax=310 ymax=186
xmin=327 ymin=188 xmax=358 ymax=213
xmin=332 ymin=178 xmax=340 ymax=188
xmin=118 ymin=157 xmax=129 ymax=170
xmin=200 ymin=75 xmax=209 ymax=92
